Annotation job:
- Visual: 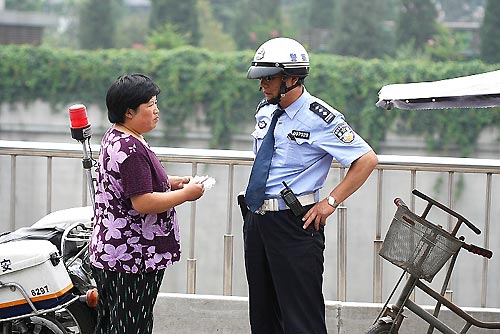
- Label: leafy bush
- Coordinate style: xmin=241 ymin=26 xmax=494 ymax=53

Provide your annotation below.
xmin=0 ymin=45 xmax=498 ymax=154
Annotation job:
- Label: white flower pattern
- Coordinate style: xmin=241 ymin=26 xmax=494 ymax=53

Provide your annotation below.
xmin=89 ymin=127 xmax=181 ymax=273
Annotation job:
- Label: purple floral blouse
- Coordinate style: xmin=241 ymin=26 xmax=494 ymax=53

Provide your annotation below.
xmin=89 ymin=127 xmax=181 ymax=273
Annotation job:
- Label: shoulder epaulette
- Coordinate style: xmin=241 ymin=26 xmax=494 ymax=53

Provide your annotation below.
xmin=256 ymin=99 xmax=270 ymax=112
xmin=309 ymin=101 xmax=335 ymax=123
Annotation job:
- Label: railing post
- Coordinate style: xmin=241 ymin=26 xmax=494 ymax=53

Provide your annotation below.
xmin=409 ymin=170 xmax=417 ymax=302
xmin=9 ymin=155 xmax=16 ymax=230
xmin=223 ymin=234 xmax=233 ymax=295
xmin=373 ymin=168 xmax=383 ymax=303
xmin=482 ymin=173 xmax=492 ymax=307
xmin=46 ymin=156 xmax=52 ymax=214
xmin=82 ymin=169 xmax=88 ymax=207
xmin=444 ymin=171 xmax=455 ymax=301
xmin=337 ymin=168 xmax=347 ymax=302
xmin=187 ymin=162 xmax=198 ymax=294
xmin=223 ymin=164 xmax=235 ymax=296
xmin=337 ymin=205 xmax=347 ymax=302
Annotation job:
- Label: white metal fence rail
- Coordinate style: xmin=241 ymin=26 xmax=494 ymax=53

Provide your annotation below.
xmin=1 ymin=140 xmax=499 ymax=308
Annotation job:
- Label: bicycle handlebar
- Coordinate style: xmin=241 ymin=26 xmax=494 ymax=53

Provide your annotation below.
xmin=462 ymin=242 xmax=493 ymax=259
xmin=393 ymin=197 xmax=407 ymax=207
xmin=411 ymin=189 xmax=481 ymax=235
xmin=394 ymin=196 xmax=493 ymax=260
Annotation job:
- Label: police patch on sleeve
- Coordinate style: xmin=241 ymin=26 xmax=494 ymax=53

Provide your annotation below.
xmin=310 ymin=102 xmax=335 ymax=123
xmin=333 ymin=123 xmax=355 ymax=143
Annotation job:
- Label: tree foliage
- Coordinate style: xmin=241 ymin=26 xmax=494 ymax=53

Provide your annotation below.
xmin=309 ymin=0 xmax=335 ymax=30
xmin=20 ymin=0 xmax=489 ymax=60
xmin=114 ymin=12 xmax=150 ymax=49
xmin=5 ymin=0 xmax=45 ymax=11
xmin=423 ymin=24 xmax=467 ymax=61
xmin=149 ymin=0 xmax=200 ymax=46
xmin=332 ymin=0 xmax=390 ymax=58
xmin=197 ymin=0 xmax=236 ymax=52
xmin=305 ymin=0 xmax=336 ymax=52
xmin=146 ymin=23 xmax=190 ymax=50
xmin=78 ymin=0 xmax=118 ymax=49
xmin=479 ymin=0 xmax=500 ymax=63
xmin=396 ymin=0 xmax=439 ymax=51
xmin=231 ymin=0 xmax=282 ymax=50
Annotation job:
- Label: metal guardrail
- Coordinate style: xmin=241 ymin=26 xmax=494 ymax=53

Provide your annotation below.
xmin=1 ymin=139 xmax=500 ymax=307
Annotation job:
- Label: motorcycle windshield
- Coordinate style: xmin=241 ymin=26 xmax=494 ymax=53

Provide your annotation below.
xmin=376 ymin=70 xmax=500 ymax=110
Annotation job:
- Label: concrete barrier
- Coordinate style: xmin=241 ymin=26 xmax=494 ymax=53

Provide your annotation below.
xmin=153 ymin=293 xmax=500 ymax=333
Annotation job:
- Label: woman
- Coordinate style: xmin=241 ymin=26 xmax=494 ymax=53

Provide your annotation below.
xmin=89 ymin=73 xmax=205 ymax=334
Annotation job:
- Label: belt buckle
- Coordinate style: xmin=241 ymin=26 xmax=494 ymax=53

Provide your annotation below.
xmin=256 ymin=199 xmax=271 ymax=214
xmin=262 ymin=199 xmax=272 ymax=212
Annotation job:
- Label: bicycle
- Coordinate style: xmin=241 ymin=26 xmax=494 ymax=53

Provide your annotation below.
xmin=366 ymin=189 xmax=500 ymax=334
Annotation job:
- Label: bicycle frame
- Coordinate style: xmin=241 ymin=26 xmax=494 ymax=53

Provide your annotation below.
xmin=381 ymin=268 xmax=500 ymax=333
xmin=370 ymin=189 xmax=500 ymax=334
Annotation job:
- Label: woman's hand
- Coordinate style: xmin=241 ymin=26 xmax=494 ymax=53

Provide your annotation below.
xmin=169 ymin=175 xmax=191 ymax=190
xmin=131 ymin=177 xmax=205 ymax=213
xmin=182 ymin=178 xmax=205 ymax=201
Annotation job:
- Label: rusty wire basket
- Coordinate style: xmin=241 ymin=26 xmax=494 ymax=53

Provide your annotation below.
xmin=379 ymin=205 xmax=463 ymax=282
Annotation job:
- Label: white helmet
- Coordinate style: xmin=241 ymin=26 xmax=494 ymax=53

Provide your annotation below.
xmin=247 ymin=37 xmax=310 ymax=79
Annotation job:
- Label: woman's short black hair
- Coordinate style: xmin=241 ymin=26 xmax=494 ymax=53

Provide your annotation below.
xmin=106 ymin=73 xmax=161 ymax=124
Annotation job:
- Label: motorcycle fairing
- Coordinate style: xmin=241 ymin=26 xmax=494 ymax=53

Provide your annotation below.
xmin=0 ymin=240 xmax=74 ymax=319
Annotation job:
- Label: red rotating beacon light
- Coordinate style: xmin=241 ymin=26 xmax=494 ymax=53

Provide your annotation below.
xmin=69 ymin=104 xmax=92 ymax=141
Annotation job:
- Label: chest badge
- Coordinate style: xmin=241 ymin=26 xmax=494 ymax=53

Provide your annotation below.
xmin=334 ymin=123 xmax=355 ymax=143
xmin=258 ymin=120 xmax=267 ymax=129
xmin=291 ymin=130 xmax=310 ymax=140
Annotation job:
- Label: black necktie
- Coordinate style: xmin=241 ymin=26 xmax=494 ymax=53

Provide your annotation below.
xmin=245 ymin=108 xmax=284 ymax=212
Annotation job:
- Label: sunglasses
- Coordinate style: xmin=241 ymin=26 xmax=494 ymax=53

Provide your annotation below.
xmin=260 ymin=75 xmax=280 ymax=82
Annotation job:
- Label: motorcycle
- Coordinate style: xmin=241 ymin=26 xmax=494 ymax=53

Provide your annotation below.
xmin=0 ymin=206 xmax=97 ymax=334
xmin=0 ymin=104 xmax=99 ymax=334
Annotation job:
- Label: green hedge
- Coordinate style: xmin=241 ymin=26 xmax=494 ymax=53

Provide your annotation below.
xmin=1 ymin=45 xmax=498 ymax=155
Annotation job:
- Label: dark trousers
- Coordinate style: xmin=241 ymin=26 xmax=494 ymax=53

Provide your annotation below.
xmin=92 ymin=267 xmax=165 ymax=334
xmin=243 ymin=208 xmax=327 ymax=334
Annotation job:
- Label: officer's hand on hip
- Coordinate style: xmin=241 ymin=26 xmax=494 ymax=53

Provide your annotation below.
xmin=302 ymin=200 xmax=335 ymax=231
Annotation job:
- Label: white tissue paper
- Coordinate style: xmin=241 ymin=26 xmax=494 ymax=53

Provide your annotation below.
xmin=193 ymin=175 xmax=216 ymax=190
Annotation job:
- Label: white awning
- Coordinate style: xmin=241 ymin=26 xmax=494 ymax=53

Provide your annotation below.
xmin=376 ymin=70 xmax=500 ymax=110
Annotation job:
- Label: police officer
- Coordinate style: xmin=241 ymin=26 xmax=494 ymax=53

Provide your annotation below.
xmin=243 ymin=37 xmax=379 ymax=333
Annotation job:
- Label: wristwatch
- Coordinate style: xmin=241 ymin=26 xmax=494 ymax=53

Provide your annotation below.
xmin=327 ymin=196 xmax=340 ymax=209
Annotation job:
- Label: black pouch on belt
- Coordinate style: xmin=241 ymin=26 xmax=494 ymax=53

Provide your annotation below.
xmin=237 ymin=192 xmax=249 ymax=219
xmin=280 ymin=181 xmax=307 ymax=217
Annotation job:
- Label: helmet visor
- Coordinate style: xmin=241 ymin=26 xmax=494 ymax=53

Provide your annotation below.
xmin=247 ymin=65 xmax=283 ymax=79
